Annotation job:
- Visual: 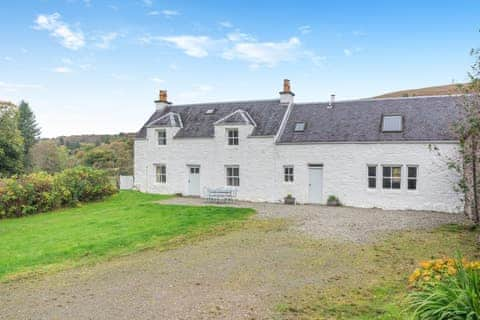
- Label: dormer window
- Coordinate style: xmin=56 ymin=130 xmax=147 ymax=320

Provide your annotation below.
xmin=157 ymin=129 xmax=166 ymax=145
xmin=294 ymin=122 xmax=306 ymax=132
xmin=226 ymin=128 xmax=239 ymax=145
xmin=382 ymin=115 xmax=403 ymax=132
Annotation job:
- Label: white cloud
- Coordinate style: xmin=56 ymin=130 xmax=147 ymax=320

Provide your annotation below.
xmin=142 ymin=0 xmax=153 ymax=7
xmin=343 ymin=49 xmax=352 ymax=56
xmin=352 ymin=30 xmax=366 ymax=36
xmin=219 ymin=21 xmax=233 ymax=28
xmin=147 ymin=10 xmax=159 ymax=15
xmin=298 ymin=25 xmax=312 ymax=35
xmin=53 ymin=66 xmax=72 ymax=73
xmin=161 ymin=10 xmax=179 ymax=17
xmin=3 ymin=56 xmax=13 ymax=62
xmin=158 ymin=36 xmax=214 ymax=57
xmin=83 ymin=0 xmax=91 ymax=7
xmin=112 ymin=73 xmax=130 ymax=80
xmin=61 ymin=58 xmax=73 ymax=64
xmin=95 ymin=32 xmax=118 ymax=49
xmin=34 ymin=13 xmax=85 ymax=50
xmin=151 ymin=77 xmax=165 ymax=83
xmin=222 ymin=37 xmax=302 ymax=68
xmin=226 ymin=30 xmax=255 ymax=42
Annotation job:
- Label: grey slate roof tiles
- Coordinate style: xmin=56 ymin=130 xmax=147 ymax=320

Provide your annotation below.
xmin=136 ymin=95 xmax=462 ymax=143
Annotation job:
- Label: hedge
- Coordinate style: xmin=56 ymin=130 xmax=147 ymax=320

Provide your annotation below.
xmin=0 ymin=167 xmax=117 ymax=218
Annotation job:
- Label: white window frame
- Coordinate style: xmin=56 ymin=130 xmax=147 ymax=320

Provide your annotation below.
xmin=226 ymin=128 xmax=239 ymax=146
xmin=225 ymin=165 xmax=240 ymax=186
xmin=284 ymin=165 xmax=294 ymax=183
xmin=407 ymin=165 xmax=418 ymax=191
xmin=381 ymin=115 xmax=403 ymax=132
xmin=155 ymin=164 xmax=167 ymax=184
xmin=367 ymin=165 xmax=377 ymax=189
xmin=157 ymin=129 xmax=167 ymax=145
xmin=382 ymin=165 xmax=402 ymax=189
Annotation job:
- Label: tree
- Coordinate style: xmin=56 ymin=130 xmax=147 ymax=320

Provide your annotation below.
xmin=0 ymin=103 xmax=24 ymax=176
xmin=30 ymin=140 xmax=70 ymax=173
xmin=17 ymin=101 xmax=41 ymax=171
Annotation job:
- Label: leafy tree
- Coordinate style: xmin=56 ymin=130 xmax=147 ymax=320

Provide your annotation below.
xmin=17 ymin=101 xmax=41 ymax=170
xmin=30 ymin=140 xmax=71 ymax=173
xmin=0 ymin=103 xmax=24 ymax=176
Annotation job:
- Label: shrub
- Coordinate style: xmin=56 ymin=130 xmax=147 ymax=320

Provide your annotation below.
xmin=0 ymin=167 xmax=117 ymax=218
xmin=54 ymin=166 xmax=117 ymax=206
xmin=408 ymin=257 xmax=480 ymax=319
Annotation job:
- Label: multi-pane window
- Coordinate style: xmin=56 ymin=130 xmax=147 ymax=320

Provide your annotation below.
xmin=407 ymin=166 xmax=418 ymax=190
xmin=382 ymin=115 xmax=403 ymax=132
xmin=157 ymin=129 xmax=166 ymax=145
xmin=382 ymin=166 xmax=401 ymax=189
xmin=226 ymin=166 xmax=240 ymax=186
xmin=226 ymin=128 xmax=239 ymax=145
xmin=367 ymin=165 xmax=377 ymax=188
xmin=284 ymin=166 xmax=294 ymax=182
xmin=155 ymin=164 xmax=166 ymax=183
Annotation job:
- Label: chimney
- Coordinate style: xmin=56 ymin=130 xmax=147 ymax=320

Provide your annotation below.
xmin=155 ymin=89 xmax=172 ymax=111
xmin=328 ymin=94 xmax=335 ymax=109
xmin=279 ymin=79 xmax=295 ymax=104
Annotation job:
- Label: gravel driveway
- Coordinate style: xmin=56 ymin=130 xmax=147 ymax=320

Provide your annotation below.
xmin=162 ymin=197 xmax=467 ymax=242
xmin=0 ymin=198 xmax=467 ymax=319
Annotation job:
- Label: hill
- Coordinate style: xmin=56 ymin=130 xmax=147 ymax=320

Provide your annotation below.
xmin=374 ymin=83 xmax=467 ymax=98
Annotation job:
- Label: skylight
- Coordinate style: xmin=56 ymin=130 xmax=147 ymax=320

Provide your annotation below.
xmin=382 ymin=115 xmax=403 ymax=132
xmin=205 ymin=109 xmax=216 ymax=114
xmin=294 ymin=122 xmax=306 ymax=132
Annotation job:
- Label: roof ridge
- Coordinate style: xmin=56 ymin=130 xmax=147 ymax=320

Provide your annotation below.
xmin=295 ymin=94 xmax=465 ymax=106
xmin=168 ymin=98 xmax=279 ymax=108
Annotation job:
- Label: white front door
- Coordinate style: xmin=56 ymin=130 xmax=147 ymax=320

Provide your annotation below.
xmin=308 ymin=166 xmax=323 ymax=203
xmin=188 ymin=166 xmax=200 ymax=196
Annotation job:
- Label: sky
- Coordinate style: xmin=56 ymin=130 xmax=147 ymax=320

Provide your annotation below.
xmin=0 ymin=1 xmax=479 ymax=137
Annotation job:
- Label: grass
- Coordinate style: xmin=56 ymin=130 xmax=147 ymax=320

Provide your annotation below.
xmin=0 ymin=191 xmax=253 ymax=281
xmin=276 ymin=224 xmax=480 ymax=320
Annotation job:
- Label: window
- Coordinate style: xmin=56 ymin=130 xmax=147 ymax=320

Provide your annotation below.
xmin=227 ymin=128 xmax=239 ymax=145
xmin=382 ymin=166 xmax=401 ymax=189
xmin=382 ymin=115 xmax=403 ymax=132
xmin=294 ymin=122 xmax=306 ymax=132
xmin=407 ymin=166 xmax=418 ymax=190
xmin=367 ymin=165 xmax=377 ymax=188
xmin=284 ymin=166 xmax=294 ymax=182
xmin=205 ymin=109 xmax=216 ymax=114
xmin=157 ymin=129 xmax=166 ymax=145
xmin=155 ymin=164 xmax=166 ymax=183
xmin=226 ymin=166 xmax=240 ymax=186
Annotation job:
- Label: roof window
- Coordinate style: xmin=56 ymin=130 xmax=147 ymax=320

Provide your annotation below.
xmin=294 ymin=122 xmax=306 ymax=132
xmin=382 ymin=115 xmax=403 ymax=132
xmin=205 ymin=109 xmax=216 ymax=114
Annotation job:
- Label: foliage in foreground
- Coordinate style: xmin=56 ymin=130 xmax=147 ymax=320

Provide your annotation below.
xmin=0 ymin=191 xmax=253 ymax=280
xmin=0 ymin=166 xmax=117 ymax=218
xmin=408 ymin=257 xmax=480 ymax=320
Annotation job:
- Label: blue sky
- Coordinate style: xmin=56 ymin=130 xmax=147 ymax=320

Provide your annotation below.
xmin=0 ymin=1 xmax=478 ymax=137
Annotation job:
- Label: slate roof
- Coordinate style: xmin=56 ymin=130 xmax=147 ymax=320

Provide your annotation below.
xmin=278 ymin=95 xmax=462 ymax=143
xmin=136 ymin=95 xmax=463 ymax=143
xmin=136 ymin=100 xmax=287 ymax=139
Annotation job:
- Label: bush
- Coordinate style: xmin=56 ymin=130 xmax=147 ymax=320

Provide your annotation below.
xmin=0 ymin=167 xmax=117 ymax=218
xmin=408 ymin=256 xmax=480 ymax=319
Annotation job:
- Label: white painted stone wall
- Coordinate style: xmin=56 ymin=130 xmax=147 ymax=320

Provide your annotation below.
xmin=135 ymin=126 xmax=463 ymax=213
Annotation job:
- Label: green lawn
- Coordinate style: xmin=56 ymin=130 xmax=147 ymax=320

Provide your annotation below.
xmin=0 ymin=191 xmax=253 ymax=280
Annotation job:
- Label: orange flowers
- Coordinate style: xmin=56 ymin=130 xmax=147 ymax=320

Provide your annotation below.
xmin=408 ymin=257 xmax=480 ymax=288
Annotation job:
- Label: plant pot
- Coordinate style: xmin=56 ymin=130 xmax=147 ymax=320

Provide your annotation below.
xmin=327 ymin=199 xmax=340 ymax=206
xmin=284 ymin=197 xmax=296 ymax=205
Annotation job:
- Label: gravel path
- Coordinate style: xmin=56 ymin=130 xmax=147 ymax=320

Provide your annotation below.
xmin=162 ymin=197 xmax=467 ymax=242
xmin=0 ymin=198 xmax=467 ymax=319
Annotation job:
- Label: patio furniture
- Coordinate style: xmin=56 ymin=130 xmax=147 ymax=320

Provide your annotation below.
xmin=204 ymin=187 xmax=237 ymax=203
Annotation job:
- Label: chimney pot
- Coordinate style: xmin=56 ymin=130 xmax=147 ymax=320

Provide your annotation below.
xmin=155 ymin=89 xmax=171 ymax=111
xmin=279 ymin=79 xmax=295 ymax=104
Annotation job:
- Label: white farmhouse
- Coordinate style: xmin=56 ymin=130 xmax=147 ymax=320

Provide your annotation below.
xmin=134 ymin=80 xmax=463 ymax=213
